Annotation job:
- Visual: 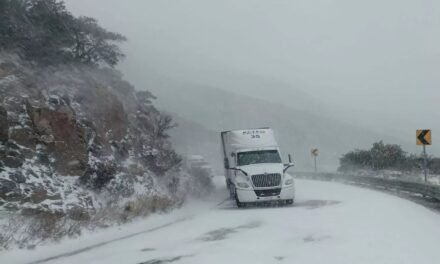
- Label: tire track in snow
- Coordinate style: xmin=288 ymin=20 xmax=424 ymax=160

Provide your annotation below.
xmin=28 ymin=197 xmax=231 ymax=264
xmin=27 ymin=217 xmax=191 ymax=264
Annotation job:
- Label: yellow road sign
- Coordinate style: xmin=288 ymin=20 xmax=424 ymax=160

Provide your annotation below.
xmin=311 ymin=148 xmax=319 ymax=156
xmin=416 ymin=129 xmax=432 ymax=145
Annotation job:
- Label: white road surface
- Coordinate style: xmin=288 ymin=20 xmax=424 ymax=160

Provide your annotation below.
xmin=3 ymin=179 xmax=440 ymax=264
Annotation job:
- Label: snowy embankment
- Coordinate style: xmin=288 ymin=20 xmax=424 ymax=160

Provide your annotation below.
xmin=2 ymin=178 xmax=440 ymax=264
xmin=339 ymin=169 xmax=440 ymax=185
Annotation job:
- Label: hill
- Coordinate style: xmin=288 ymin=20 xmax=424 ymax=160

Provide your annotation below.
xmin=147 ymin=76 xmax=398 ymax=172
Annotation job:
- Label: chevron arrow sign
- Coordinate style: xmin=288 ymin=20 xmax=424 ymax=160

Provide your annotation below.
xmin=416 ymin=129 xmax=432 ymax=145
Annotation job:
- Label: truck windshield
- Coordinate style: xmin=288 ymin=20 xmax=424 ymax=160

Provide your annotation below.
xmin=237 ymin=150 xmax=282 ymax=166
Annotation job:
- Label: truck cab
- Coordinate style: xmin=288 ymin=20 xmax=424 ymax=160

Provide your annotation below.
xmin=221 ymin=128 xmax=295 ymax=207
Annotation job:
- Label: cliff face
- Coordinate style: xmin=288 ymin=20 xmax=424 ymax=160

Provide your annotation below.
xmin=0 ymin=53 xmax=207 ymax=218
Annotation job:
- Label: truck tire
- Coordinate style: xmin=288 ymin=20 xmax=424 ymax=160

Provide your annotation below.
xmin=235 ymin=196 xmax=245 ymax=208
xmin=234 ymin=186 xmax=245 ymax=208
xmin=285 ymin=199 xmax=294 ymax=205
xmin=228 ymin=181 xmax=235 ymax=198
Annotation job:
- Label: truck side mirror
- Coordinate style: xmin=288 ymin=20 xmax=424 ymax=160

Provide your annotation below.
xmin=284 ymin=153 xmax=294 ymax=173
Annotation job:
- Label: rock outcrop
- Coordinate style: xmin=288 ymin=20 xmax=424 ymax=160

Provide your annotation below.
xmin=26 ymin=101 xmax=88 ymax=176
xmin=0 ymin=54 xmax=203 ymax=217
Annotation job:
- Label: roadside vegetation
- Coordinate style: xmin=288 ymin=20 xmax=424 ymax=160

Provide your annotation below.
xmin=339 ymin=141 xmax=440 ymax=175
xmin=0 ymin=0 xmax=125 ymax=66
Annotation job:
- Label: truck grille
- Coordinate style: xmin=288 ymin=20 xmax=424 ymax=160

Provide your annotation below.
xmin=254 ymin=188 xmax=281 ymax=197
xmin=251 ymin=173 xmax=281 ymax=187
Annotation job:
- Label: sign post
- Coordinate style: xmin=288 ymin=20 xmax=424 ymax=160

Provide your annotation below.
xmin=416 ymin=129 xmax=432 ymax=183
xmin=423 ymin=144 xmax=427 ymax=182
xmin=311 ymin=148 xmax=319 ymax=172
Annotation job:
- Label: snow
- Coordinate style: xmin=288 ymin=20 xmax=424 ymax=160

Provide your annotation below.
xmin=353 ymin=169 xmax=440 ymax=185
xmin=0 ymin=75 xmax=18 ymax=85
xmin=0 ymin=151 xmax=94 ymax=213
xmin=188 ymin=155 xmax=204 ymax=161
xmin=2 ymin=179 xmax=440 ymax=264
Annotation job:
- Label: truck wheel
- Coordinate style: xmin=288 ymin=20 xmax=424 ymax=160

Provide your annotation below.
xmin=235 ymin=197 xmax=245 ymax=208
xmin=234 ymin=187 xmax=245 ymax=208
xmin=285 ymin=199 xmax=294 ymax=205
xmin=228 ymin=182 xmax=235 ymax=198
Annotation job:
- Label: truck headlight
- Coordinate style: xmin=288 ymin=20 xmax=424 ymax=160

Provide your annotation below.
xmin=237 ymin=182 xmax=250 ymax=188
xmin=284 ymin=179 xmax=294 ymax=185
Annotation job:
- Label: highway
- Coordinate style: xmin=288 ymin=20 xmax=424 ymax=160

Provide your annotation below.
xmin=3 ymin=179 xmax=440 ymax=264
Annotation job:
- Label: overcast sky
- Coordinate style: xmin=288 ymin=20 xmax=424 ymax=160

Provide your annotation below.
xmin=65 ymin=0 xmax=440 ymax=152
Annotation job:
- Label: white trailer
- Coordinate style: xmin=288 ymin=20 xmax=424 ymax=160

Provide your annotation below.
xmin=221 ymin=128 xmax=295 ymax=207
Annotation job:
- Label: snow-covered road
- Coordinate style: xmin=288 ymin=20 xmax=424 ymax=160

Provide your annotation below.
xmin=3 ymin=179 xmax=440 ymax=264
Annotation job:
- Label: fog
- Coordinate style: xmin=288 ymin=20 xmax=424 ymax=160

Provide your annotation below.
xmin=65 ymin=0 xmax=440 ymax=159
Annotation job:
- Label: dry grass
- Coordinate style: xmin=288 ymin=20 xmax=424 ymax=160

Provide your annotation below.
xmin=0 ymin=211 xmax=83 ymax=250
xmin=0 ymin=195 xmax=176 ymax=250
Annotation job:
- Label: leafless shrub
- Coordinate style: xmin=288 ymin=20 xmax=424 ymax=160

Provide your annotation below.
xmin=0 ymin=211 xmax=82 ymax=250
xmin=123 ymin=195 xmax=174 ymax=217
xmin=0 ymin=195 xmax=176 ymax=250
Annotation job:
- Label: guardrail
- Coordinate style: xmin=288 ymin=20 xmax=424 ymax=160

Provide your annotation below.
xmin=295 ymin=172 xmax=440 ymax=201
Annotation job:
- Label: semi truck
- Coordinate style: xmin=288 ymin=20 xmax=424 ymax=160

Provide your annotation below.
xmin=221 ymin=128 xmax=295 ymax=207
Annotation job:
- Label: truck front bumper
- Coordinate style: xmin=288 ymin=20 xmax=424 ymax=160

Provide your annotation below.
xmin=236 ymin=185 xmax=295 ymax=203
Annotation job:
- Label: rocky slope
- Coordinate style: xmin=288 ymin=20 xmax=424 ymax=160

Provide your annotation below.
xmin=0 ymin=53 xmax=211 ymax=222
